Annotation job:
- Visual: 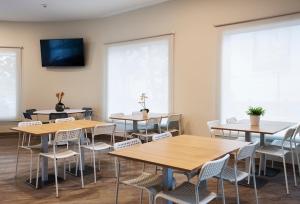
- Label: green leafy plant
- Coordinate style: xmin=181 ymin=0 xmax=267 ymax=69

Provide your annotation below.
xmin=246 ymin=106 xmax=265 ymax=116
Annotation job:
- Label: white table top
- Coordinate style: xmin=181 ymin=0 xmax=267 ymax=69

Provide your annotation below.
xmin=34 ymin=109 xmax=86 ymax=115
xmin=211 ymin=119 xmax=295 ymax=134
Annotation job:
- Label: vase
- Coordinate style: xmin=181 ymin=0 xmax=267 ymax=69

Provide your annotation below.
xmin=141 ymin=109 xmax=148 ymax=119
xmin=250 ymin=115 xmax=260 ymax=126
xmin=55 ymin=102 xmax=65 ymax=112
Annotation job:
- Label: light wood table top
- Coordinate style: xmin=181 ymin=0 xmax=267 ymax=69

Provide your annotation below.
xmin=11 ymin=120 xmax=110 ymax=136
xmin=109 ymin=113 xmax=169 ymax=121
xmin=211 ymin=119 xmax=295 ymax=134
xmin=110 ymin=135 xmax=249 ymax=172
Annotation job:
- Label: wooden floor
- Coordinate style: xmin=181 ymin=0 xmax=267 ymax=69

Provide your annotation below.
xmin=1 ymin=135 xmax=300 ymax=204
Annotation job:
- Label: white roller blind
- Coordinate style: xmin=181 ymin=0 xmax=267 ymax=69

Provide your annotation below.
xmin=106 ymin=36 xmax=173 ymax=118
xmin=0 ymin=48 xmax=21 ymax=121
xmin=221 ymin=20 xmax=300 ymax=122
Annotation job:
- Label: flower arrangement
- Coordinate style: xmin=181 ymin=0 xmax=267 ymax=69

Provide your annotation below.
xmin=138 ymin=93 xmax=149 ymax=113
xmin=56 ymin=91 xmax=64 ymax=103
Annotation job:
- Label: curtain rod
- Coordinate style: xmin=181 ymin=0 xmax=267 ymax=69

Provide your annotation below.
xmin=0 ymin=46 xmax=23 ymax=49
xmin=214 ymin=11 xmax=300 ymax=27
xmin=104 ymin=33 xmax=175 ymax=45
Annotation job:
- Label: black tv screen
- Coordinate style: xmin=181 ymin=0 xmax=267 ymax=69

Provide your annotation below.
xmin=40 ymin=38 xmax=85 ymax=67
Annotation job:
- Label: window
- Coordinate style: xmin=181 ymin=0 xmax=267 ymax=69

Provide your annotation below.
xmin=0 ymin=48 xmax=21 ymax=121
xmin=105 ymin=35 xmax=173 ymax=118
xmin=221 ymin=20 xmax=300 ymax=122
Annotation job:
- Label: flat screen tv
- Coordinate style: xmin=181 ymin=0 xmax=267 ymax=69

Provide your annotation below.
xmin=40 ymin=38 xmax=85 ymax=67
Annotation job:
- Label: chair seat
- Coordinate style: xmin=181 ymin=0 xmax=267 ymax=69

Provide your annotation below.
xmin=155 ymin=181 xmax=216 ymax=204
xmin=271 ymin=140 xmax=297 ymax=149
xmin=82 ymin=142 xmax=112 ymax=151
xmin=40 ymin=150 xmax=78 ymax=159
xmin=215 ymin=167 xmax=249 ymax=182
xmin=122 ymin=172 xmax=163 ymax=193
xmin=256 ymin=145 xmax=290 ymax=157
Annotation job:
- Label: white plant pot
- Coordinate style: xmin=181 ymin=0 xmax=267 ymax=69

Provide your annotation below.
xmin=142 ymin=110 xmax=148 ymax=119
xmin=250 ymin=115 xmax=260 ymax=126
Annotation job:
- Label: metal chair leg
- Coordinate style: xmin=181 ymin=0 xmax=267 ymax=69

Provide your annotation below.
xmin=140 ymin=189 xmax=144 ymax=204
xmin=252 ymin=158 xmax=258 ymax=204
xmin=79 ymin=154 xmax=84 ymax=188
xmin=115 ymin=161 xmax=120 ymax=204
xmin=92 ymin=150 xmax=97 ymax=183
xmin=291 ymin=149 xmax=297 ymax=186
xmin=234 ymin=165 xmax=240 ymax=204
xmin=54 ymin=158 xmax=59 ymax=197
xmin=282 ymin=156 xmax=289 ymax=194
xmin=221 ymin=178 xmax=226 ymax=204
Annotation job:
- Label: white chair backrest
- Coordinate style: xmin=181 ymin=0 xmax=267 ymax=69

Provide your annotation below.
xmin=93 ymin=124 xmax=116 ymax=136
xmin=226 ymin=117 xmax=238 ymax=124
xmin=167 ymin=114 xmax=181 ymax=123
xmin=18 ymin=121 xmax=42 ymax=147
xmin=237 ymin=141 xmax=259 ymax=161
xmin=55 ymin=117 xmax=75 ymax=123
xmin=152 ymin=132 xmax=172 ymax=141
xmin=54 ymin=128 xmax=82 ymax=144
xmin=114 ymin=138 xmax=141 ymax=150
xmin=282 ymin=128 xmax=296 ymax=145
xmin=146 ymin=117 xmax=162 ymax=126
xmin=18 ymin=121 xmax=42 ymax=127
xmin=198 ymin=154 xmax=230 ymax=181
xmin=207 ymin=120 xmax=220 ymax=136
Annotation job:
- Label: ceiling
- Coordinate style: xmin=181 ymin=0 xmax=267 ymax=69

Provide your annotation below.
xmin=0 ymin=0 xmax=170 ymax=22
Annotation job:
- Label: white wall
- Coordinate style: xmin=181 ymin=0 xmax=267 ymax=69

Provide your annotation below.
xmin=1 ymin=0 xmax=300 ymax=134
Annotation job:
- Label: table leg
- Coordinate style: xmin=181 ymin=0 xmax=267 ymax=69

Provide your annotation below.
xmin=80 ymin=132 xmax=86 ymax=171
xmin=41 ymin=135 xmax=49 ymax=182
xmin=244 ymin=132 xmax=251 ymax=171
xmin=163 ymin=168 xmax=174 ymax=204
xmin=133 ymin=121 xmax=138 ymax=132
xmin=245 ymin=131 xmax=251 ymax=142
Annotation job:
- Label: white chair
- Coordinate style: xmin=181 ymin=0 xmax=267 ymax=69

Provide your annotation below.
xmin=81 ymin=124 xmax=116 ymax=183
xmin=110 ymin=113 xmax=128 ymax=140
xmin=271 ymin=123 xmax=300 ymax=176
xmin=215 ymin=142 xmax=259 ymax=204
xmin=36 ymin=128 xmax=84 ymax=197
xmin=114 ymin=138 xmax=164 ymax=204
xmin=163 ymin=114 xmax=182 ymax=135
xmin=54 ymin=117 xmax=76 ymax=146
xmin=207 ymin=120 xmax=224 ymax=138
xmin=154 ymin=154 xmax=230 ymax=204
xmin=132 ymin=117 xmax=162 ymax=142
xmin=256 ymin=128 xmax=297 ymax=194
xmin=15 ymin=121 xmax=47 ymax=184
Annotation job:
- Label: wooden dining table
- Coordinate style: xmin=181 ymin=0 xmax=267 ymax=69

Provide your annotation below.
xmin=11 ymin=120 xmax=110 ymax=185
xmin=110 ymin=135 xmax=249 ymax=202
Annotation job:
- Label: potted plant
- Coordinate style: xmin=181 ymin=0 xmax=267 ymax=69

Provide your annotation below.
xmin=246 ymin=106 xmax=265 ymax=126
xmin=55 ymin=91 xmax=65 ymax=112
xmin=138 ymin=93 xmax=149 ymax=118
